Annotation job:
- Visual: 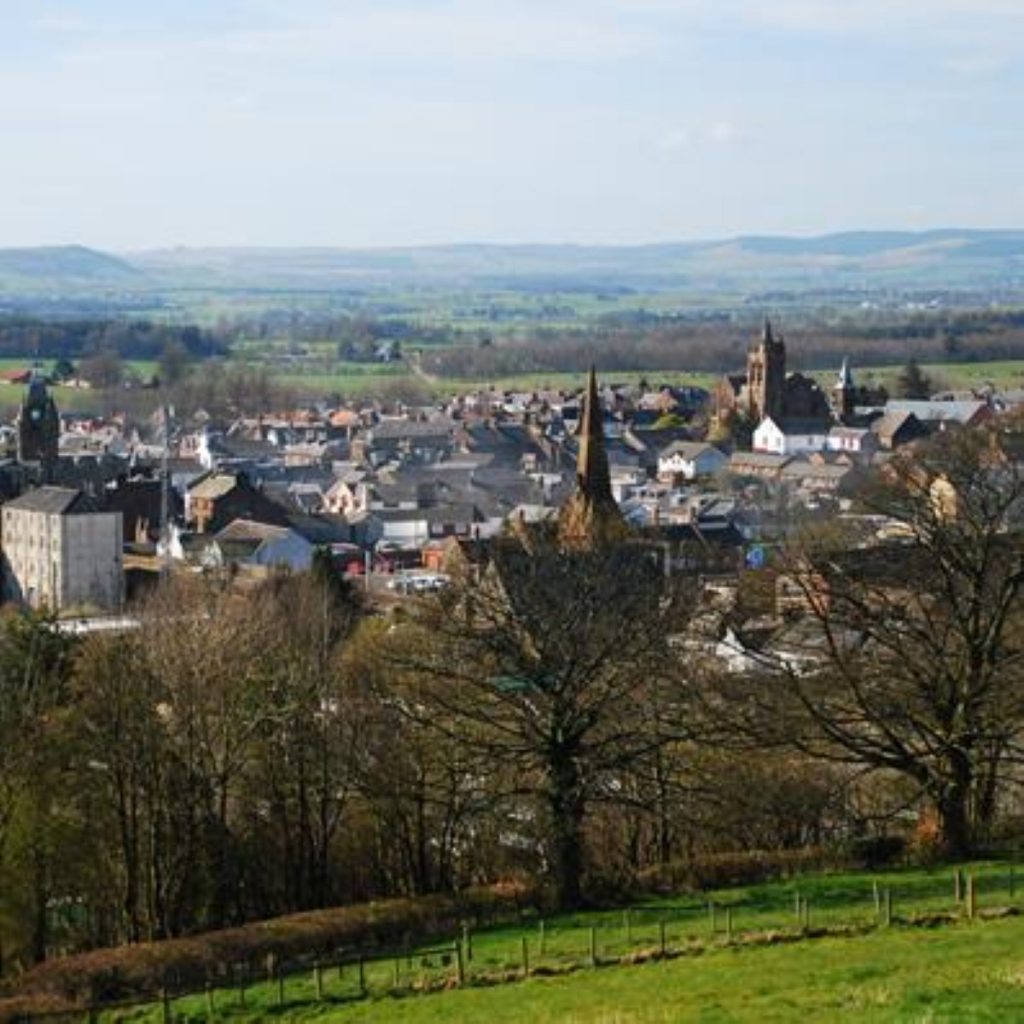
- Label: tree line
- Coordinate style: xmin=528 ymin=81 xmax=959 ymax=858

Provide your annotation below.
xmin=421 ymin=316 xmax=1024 ymax=379
xmin=0 ymin=319 xmax=228 ymax=363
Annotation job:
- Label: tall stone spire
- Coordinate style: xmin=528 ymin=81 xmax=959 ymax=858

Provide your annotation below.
xmin=575 ymin=365 xmax=613 ymax=502
xmin=559 ymin=367 xmax=628 ymax=549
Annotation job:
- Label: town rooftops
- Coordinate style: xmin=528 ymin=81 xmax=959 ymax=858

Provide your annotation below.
xmin=368 ymin=419 xmax=455 ymax=441
xmin=4 ymin=486 xmax=103 ymax=515
xmin=883 ymin=399 xmax=989 ymax=425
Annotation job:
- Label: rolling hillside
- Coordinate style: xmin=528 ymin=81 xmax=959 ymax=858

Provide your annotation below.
xmin=3 ymin=230 xmax=1024 ymax=300
xmin=0 ymin=245 xmax=145 ymax=295
xmin=128 ymin=229 xmax=1024 ymax=293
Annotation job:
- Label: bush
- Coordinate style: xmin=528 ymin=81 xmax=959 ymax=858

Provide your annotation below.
xmin=845 ymin=835 xmax=908 ymax=869
xmin=0 ymin=883 xmax=538 ymax=1015
xmin=636 ymin=848 xmax=842 ymax=895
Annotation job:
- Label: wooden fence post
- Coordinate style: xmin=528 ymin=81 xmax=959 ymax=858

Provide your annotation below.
xmin=314 ymin=960 xmax=324 ymax=1001
xmin=873 ymin=880 xmax=880 ymax=916
xmin=358 ymin=956 xmax=366 ymax=997
xmin=725 ymin=907 xmax=733 ymax=943
xmin=954 ymin=869 xmax=963 ymax=904
xmin=884 ymin=888 xmax=893 ymax=927
xmin=589 ymin=925 xmax=598 ymax=968
xmin=709 ymin=900 xmax=716 ymax=933
xmin=538 ymin=919 xmax=546 ymax=957
xmin=205 ymin=981 xmax=215 ymax=1018
xmin=522 ymin=935 xmax=530 ymax=977
xmin=463 ymin=924 xmax=473 ymax=963
xmin=393 ymin=958 xmax=401 ymax=988
xmin=967 ymin=874 xmax=976 ymax=919
xmin=625 ymin=909 xmax=632 ymax=944
xmin=794 ymin=890 xmax=801 ymax=922
xmin=456 ymin=940 xmax=465 ymax=987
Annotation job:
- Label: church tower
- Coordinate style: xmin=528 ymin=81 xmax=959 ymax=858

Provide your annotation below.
xmin=831 ymin=357 xmax=855 ymax=422
xmin=17 ymin=369 xmax=59 ymax=471
xmin=746 ymin=319 xmax=786 ymax=422
xmin=558 ymin=367 xmax=629 ymax=550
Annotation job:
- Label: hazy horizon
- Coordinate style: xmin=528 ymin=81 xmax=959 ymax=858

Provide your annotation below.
xmin=3 ymin=1 xmax=1023 ymax=250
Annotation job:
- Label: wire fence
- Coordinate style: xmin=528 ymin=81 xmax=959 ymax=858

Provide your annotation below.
xmin=11 ymin=864 xmax=1022 ymax=1023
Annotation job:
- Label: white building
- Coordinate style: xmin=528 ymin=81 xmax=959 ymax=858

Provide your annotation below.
xmin=826 ymin=426 xmax=877 ymax=455
xmin=2 ymin=487 xmax=123 ymax=613
xmin=753 ymin=416 xmax=831 ymax=456
xmin=657 ymin=441 xmax=728 ymax=482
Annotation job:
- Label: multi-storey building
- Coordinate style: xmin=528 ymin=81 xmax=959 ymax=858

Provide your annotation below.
xmin=1 ymin=487 xmax=123 ymax=613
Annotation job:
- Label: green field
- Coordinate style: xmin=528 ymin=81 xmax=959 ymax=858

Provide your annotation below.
xmin=6 ymin=352 xmax=1024 ymax=410
xmin=273 ymin=358 xmax=1024 ymax=402
xmin=102 ymin=862 xmax=1024 ymax=1023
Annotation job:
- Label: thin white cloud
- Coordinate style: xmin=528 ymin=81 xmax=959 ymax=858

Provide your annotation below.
xmin=30 ymin=14 xmax=87 ymax=33
xmin=211 ymin=2 xmax=660 ymax=66
xmin=709 ymin=120 xmax=737 ymax=145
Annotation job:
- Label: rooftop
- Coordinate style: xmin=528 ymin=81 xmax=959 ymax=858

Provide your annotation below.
xmin=4 ymin=486 xmax=103 ymax=515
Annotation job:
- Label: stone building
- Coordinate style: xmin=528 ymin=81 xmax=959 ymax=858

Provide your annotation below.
xmin=1 ymin=487 xmax=123 ymax=613
xmin=714 ymin=320 xmax=830 ymax=426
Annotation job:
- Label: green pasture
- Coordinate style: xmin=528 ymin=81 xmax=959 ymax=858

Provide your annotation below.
xmin=103 ymin=861 xmax=1024 ymax=1023
xmin=5 ymin=350 xmax=1024 ymax=408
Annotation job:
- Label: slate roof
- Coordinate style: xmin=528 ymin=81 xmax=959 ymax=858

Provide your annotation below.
xmin=369 ymin=419 xmax=455 ymax=442
xmin=883 ymin=399 xmax=988 ymax=424
xmin=214 ymin=519 xmax=294 ymax=544
xmin=4 ymin=486 xmax=103 ymax=515
xmin=728 ymin=452 xmax=794 ymax=471
xmin=776 ymin=417 xmax=832 ymax=435
xmin=659 ymin=441 xmax=722 ymax=461
xmin=188 ymin=473 xmax=239 ymax=500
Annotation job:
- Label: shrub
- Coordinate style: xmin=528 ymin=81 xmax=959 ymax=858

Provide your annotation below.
xmin=0 ymin=883 xmax=538 ymax=1014
xmin=845 ymin=835 xmax=908 ymax=869
xmin=636 ymin=848 xmax=842 ymax=895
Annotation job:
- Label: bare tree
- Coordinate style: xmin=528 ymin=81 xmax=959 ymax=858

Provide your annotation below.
xmin=757 ymin=427 xmax=1024 ymax=856
xmin=374 ymin=536 xmax=695 ymax=908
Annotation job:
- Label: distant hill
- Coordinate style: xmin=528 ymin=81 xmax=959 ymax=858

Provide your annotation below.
xmin=129 ymin=230 xmax=1024 ymax=294
xmin=4 ymin=231 xmax=1024 ymax=300
xmin=0 ymin=245 xmax=145 ymax=295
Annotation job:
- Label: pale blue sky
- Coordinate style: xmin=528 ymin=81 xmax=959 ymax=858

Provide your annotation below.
xmin=1 ymin=0 xmax=1022 ymax=249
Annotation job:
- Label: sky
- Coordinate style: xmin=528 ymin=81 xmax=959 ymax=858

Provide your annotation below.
xmin=1 ymin=0 xmax=1022 ymax=250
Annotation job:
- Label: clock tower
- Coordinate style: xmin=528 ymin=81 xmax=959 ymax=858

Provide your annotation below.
xmin=17 ymin=369 xmax=60 ymax=469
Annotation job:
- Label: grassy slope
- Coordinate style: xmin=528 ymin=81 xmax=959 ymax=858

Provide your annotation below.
xmin=107 ymin=863 xmax=1024 ymax=1023
xmin=316 ymin=918 xmax=1024 ymax=1023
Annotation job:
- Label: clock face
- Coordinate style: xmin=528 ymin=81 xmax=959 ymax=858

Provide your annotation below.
xmin=29 ymin=408 xmax=41 ymax=422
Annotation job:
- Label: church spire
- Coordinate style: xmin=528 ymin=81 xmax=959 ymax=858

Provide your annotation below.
xmin=558 ymin=367 xmax=628 ymax=550
xmin=576 ymin=365 xmax=614 ymax=503
xmin=832 ymin=356 xmax=856 ymax=421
